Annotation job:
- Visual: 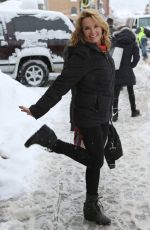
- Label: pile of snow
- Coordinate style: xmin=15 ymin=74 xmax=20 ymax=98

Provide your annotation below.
xmin=0 ymin=70 xmax=70 ymax=201
xmin=0 ymin=71 xmax=46 ymax=200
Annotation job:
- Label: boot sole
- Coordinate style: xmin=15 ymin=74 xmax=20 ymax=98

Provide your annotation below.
xmin=84 ymin=216 xmax=111 ymax=225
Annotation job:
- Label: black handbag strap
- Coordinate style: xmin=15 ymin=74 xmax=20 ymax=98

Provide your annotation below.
xmin=104 ymin=120 xmax=114 ymax=148
xmin=109 ymin=119 xmax=115 ymax=139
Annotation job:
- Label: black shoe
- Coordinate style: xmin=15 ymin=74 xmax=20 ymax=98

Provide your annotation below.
xmin=25 ymin=125 xmax=57 ymax=149
xmin=112 ymin=114 xmax=118 ymax=122
xmin=83 ymin=194 xmax=111 ymax=225
xmin=131 ymin=109 xmax=140 ymax=117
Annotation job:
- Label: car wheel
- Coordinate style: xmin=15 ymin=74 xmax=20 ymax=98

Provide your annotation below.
xmin=19 ymin=60 xmax=49 ymax=87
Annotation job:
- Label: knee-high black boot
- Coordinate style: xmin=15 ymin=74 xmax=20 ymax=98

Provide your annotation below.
xmin=24 ymin=125 xmax=91 ymax=167
xmin=25 ymin=125 xmax=57 ymax=149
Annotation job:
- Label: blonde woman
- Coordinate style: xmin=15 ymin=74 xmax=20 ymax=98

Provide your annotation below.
xmin=19 ymin=9 xmax=115 ymax=225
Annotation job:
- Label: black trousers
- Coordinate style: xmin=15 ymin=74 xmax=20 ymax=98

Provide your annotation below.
xmin=113 ymin=85 xmax=136 ymax=115
xmin=53 ymin=123 xmax=108 ymax=195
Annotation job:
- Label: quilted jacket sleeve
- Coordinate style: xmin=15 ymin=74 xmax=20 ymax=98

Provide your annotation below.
xmin=30 ymin=46 xmax=90 ymax=119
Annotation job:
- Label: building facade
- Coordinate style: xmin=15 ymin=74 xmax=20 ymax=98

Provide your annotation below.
xmin=47 ymin=0 xmax=109 ymax=21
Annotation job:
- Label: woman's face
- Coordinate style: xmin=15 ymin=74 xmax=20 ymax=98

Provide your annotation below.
xmin=82 ymin=17 xmax=103 ymax=45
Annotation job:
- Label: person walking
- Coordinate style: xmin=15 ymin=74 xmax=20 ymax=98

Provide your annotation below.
xmin=19 ymin=9 xmax=115 ymax=225
xmin=111 ymin=27 xmax=140 ymax=122
xmin=136 ymin=26 xmax=148 ymax=60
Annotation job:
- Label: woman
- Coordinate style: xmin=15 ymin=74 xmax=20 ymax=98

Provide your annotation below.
xmin=19 ymin=9 xmax=115 ymax=225
xmin=112 ymin=27 xmax=140 ymax=122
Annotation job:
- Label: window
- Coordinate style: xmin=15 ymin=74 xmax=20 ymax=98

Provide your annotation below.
xmin=139 ymin=17 xmax=150 ymax=27
xmin=11 ymin=15 xmax=72 ymax=33
xmin=0 ymin=23 xmax=4 ymax=37
xmin=71 ymin=7 xmax=77 ymax=15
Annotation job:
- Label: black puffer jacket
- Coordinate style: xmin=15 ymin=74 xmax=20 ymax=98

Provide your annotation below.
xmin=30 ymin=42 xmax=115 ymax=127
xmin=112 ymin=28 xmax=140 ymax=86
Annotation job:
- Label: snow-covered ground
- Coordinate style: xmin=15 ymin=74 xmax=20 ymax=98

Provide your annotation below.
xmin=0 ymin=57 xmax=150 ymax=229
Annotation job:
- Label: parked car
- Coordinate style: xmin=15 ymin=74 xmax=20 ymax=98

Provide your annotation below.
xmin=126 ymin=14 xmax=150 ymax=51
xmin=0 ymin=9 xmax=74 ymax=86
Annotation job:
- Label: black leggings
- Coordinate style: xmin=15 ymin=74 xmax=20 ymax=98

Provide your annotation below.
xmin=53 ymin=123 xmax=108 ymax=195
xmin=113 ymin=85 xmax=136 ymax=114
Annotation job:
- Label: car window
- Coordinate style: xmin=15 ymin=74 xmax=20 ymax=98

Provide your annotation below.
xmin=12 ymin=15 xmax=72 ymax=33
xmin=0 ymin=22 xmax=4 ymax=37
xmin=139 ymin=17 xmax=150 ymax=27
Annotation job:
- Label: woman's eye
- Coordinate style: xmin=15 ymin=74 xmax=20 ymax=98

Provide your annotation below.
xmin=84 ymin=27 xmax=90 ymax=31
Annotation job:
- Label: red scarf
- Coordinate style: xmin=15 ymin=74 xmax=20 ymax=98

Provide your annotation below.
xmin=74 ymin=127 xmax=83 ymax=147
xmin=99 ymin=44 xmax=107 ymax=52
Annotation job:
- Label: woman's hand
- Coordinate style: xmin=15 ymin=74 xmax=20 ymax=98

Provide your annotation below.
xmin=19 ymin=106 xmax=33 ymax=117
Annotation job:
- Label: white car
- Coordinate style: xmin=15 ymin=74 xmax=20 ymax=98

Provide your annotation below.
xmin=0 ymin=9 xmax=74 ymax=86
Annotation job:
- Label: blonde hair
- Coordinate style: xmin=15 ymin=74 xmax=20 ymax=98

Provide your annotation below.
xmin=70 ymin=9 xmax=111 ymax=51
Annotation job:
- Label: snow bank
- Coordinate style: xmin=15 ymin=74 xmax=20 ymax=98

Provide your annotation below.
xmin=0 ymin=71 xmax=45 ymax=200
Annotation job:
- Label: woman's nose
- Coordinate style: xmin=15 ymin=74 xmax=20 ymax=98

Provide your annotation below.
xmin=90 ymin=28 xmax=95 ymax=34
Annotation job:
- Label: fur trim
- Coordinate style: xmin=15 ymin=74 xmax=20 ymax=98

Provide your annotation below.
xmin=120 ymin=26 xmax=132 ymax=32
xmin=112 ymin=26 xmax=134 ymax=37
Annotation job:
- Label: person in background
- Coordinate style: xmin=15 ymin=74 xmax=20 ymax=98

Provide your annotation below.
xmin=111 ymin=27 xmax=140 ymax=122
xmin=135 ymin=26 xmax=148 ymax=61
xmin=19 ymin=9 xmax=115 ymax=225
xmin=106 ymin=17 xmax=116 ymax=38
xmin=145 ymin=4 xmax=150 ymax=14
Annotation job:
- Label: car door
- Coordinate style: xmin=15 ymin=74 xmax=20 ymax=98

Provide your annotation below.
xmin=0 ymin=21 xmax=10 ymax=73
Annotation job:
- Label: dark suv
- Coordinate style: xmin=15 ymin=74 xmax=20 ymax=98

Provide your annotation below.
xmin=0 ymin=9 xmax=74 ymax=86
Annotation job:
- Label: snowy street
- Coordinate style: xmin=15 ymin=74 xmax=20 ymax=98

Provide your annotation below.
xmin=0 ymin=60 xmax=150 ymax=230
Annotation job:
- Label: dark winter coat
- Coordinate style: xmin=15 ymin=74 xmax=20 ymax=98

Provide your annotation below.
xmin=112 ymin=28 xmax=140 ymax=86
xmin=29 ymin=42 xmax=115 ymax=128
